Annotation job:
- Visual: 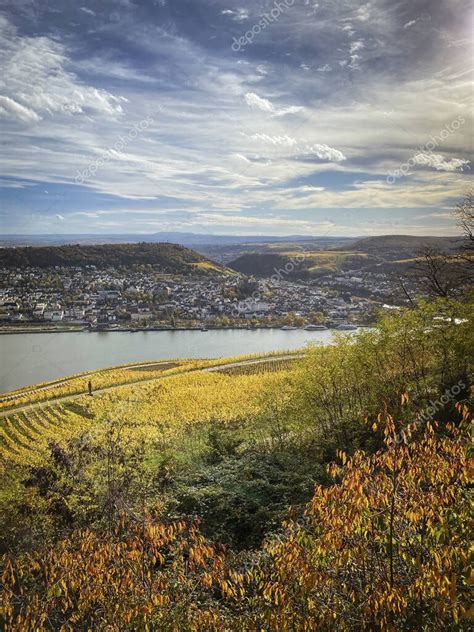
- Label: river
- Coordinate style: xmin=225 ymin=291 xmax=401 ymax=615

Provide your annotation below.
xmin=0 ymin=328 xmax=345 ymax=393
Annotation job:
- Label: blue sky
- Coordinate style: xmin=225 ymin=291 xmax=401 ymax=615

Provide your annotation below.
xmin=0 ymin=0 xmax=472 ymax=236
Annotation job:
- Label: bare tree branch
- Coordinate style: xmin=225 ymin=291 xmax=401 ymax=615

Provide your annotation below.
xmin=454 ymin=189 xmax=474 ymax=265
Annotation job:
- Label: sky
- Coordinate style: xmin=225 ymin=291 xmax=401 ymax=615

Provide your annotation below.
xmin=0 ymin=0 xmax=473 ymax=237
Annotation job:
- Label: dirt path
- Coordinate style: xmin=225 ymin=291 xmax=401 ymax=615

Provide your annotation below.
xmin=0 ymin=354 xmax=301 ymax=418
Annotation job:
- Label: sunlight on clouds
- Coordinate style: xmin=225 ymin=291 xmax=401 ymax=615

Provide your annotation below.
xmin=0 ymin=15 xmax=124 ymax=123
xmin=0 ymin=0 xmax=472 ymax=235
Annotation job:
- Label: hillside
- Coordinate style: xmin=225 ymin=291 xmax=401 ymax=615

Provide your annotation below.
xmin=229 ymin=250 xmax=377 ymax=278
xmin=228 ymin=235 xmax=465 ymax=279
xmin=345 ymin=235 xmax=462 ymax=259
xmin=0 ymin=298 xmax=472 ymax=630
xmin=0 ymin=242 xmax=227 ymax=274
xmin=197 ymin=237 xmax=351 ymax=264
xmin=228 ymin=252 xmax=297 ymax=277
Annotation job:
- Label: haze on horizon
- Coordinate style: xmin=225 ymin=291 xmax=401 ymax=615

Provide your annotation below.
xmin=0 ymin=0 xmax=473 ymax=238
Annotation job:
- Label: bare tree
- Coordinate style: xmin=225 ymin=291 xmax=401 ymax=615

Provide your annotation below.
xmin=455 ymin=189 xmax=474 ymax=260
xmin=412 ymin=247 xmax=460 ymax=298
xmin=410 ymin=191 xmax=473 ymax=298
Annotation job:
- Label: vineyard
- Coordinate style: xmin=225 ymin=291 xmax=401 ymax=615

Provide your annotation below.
xmin=0 ymin=403 xmax=94 ymax=469
xmin=0 ymin=360 xmax=193 ymax=412
xmin=216 ymin=356 xmax=297 ymax=376
xmin=0 ymin=350 xmax=302 ymax=412
xmin=0 ymin=353 xmax=300 ymax=469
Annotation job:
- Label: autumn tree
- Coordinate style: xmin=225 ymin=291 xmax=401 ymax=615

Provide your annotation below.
xmin=237 ymin=406 xmax=472 ymax=631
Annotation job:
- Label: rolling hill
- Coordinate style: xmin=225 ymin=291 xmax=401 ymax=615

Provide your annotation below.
xmin=228 ymin=235 xmax=465 ymax=279
xmin=344 ymin=235 xmax=462 ymax=259
xmin=228 ymin=250 xmax=377 ymax=278
xmin=0 ymin=242 xmax=228 ymax=275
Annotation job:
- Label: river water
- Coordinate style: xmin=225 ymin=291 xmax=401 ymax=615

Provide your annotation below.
xmin=0 ymin=328 xmax=342 ymax=392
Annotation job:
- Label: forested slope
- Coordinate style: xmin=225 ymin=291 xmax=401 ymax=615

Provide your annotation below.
xmin=0 ymin=242 xmax=226 ymax=274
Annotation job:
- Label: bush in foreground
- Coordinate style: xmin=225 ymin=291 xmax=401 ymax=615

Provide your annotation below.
xmin=1 ymin=406 xmax=471 ymax=631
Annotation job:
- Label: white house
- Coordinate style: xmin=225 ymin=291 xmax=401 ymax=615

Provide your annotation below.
xmin=44 ymin=310 xmax=64 ymax=322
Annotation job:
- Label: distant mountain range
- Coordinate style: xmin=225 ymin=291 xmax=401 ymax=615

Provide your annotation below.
xmin=0 ymin=232 xmax=352 ymax=248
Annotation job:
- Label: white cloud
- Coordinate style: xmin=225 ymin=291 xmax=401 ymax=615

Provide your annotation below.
xmin=0 ymin=179 xmax=34 ymax=189
xmin=415 ymin=212 xmax=453 ymax=220
xmin=221 ymin=8 xmax=249 ymax=22
xmin=80 ymin=7 xmax=96 ymax=16
xmin=245 ymin=92 xmax=304 ymax=116
xmin=249 ymin=133 xmax=298 ymax=146
xmin=233 ymin=153 xmax=252 ymax=162
xmin=303 ymin=143 xmax=346 ymax=162
xmin=245 ymin=92 xmax=275 ymax=112
xmin=413 ymin=153 xmax=470 ymax=172
xmin=273 ymin=105 xmax=305 ymax=117
xmin=356 ymin=4 xmax=371 ymax=22
xmin=348 ymin=40 xmax=365 ymax=69
xmin=0 ymin=95 xmax=41 ymax=122
xmin=197 ymin=213 xmax=314 ymax=227
xmin=0 ymin=15 xmax=124 ymax=124
xmin=349 ymin=40 xmax=364 ymax=55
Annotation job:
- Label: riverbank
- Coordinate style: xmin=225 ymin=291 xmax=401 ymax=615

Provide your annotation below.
xmin=0 ymin=323 xmax=371 ymax=335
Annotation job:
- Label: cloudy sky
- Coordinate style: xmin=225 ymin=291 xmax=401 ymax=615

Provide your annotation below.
xmin=0 ymin=0 xmax=472 ymax=236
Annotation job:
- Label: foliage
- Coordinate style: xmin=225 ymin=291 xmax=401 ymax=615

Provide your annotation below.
xmin=1 ymin=411 xmax=471 ymax=631
xmin=242 ymin=408 xmax=472 ymax=630
xmin=168 ymin=420 xmax=329 ymax=548
xmin=1 ymin=509 xmax=229 ymax=631
xmin=288 ymin=298 xmax=472 ymax=454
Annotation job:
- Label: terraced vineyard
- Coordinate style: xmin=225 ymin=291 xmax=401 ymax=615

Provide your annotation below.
xmin=217 ymin=357 xmax=298 ymax=376
xmin=0 ymin=351 xmax=302 ymax=412
xmin=0 ymin=360 xmax=194 ymax=412
xmin=0 ymin=352 xmax=301 ymax=468
xmin=0 ymin=401 xmax=95 ymax=470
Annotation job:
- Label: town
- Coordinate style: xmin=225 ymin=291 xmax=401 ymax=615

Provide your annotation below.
xmin=0 ymin=263 xmax=409 ymax=332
